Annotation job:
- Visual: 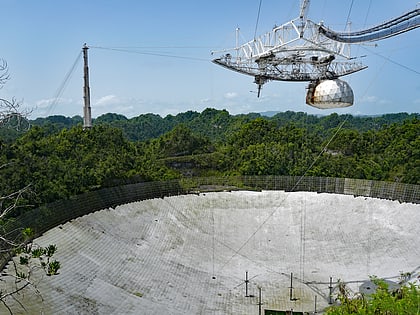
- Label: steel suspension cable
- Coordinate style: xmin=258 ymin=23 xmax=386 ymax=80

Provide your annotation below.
xmin=344 ymin=0 xmax=355 ymax=31
xmin=89 ymin=46 xmax=209 ymax=62
xmin=216 ymin=116 xmax=350 ymax=274
xmin=360 ymin=45 xmax=420 ymax=75
xmin=254 ymin=0 xmax=263 ymax=40
xmin=46 ymin=51 xmax=82 ymax=116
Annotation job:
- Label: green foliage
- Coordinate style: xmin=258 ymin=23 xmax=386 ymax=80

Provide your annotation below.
xmin=23 ymin=110 xmax=418 ymax=143
xmin=95 ymin=113 xmax=128 ymax=124
xmin=17 ymin=243 xmax=60 ymax=276
xmin=22 ymin=227 xmax=34 ymax=239
xmin=45 ymin=244 xmax=57 ymax=257
xmin=47 ymin=260 xmax=60 ymax=276
xmin=326 ymin=277 xmax=420 ymax=315
xmin=0 ymin=124 xmax=147 ymax=207
xmin=223 ymin=119 xmax=322 ymax=176
xmin=19 ymin=255 xmax=29 ymax=265
xmin=40 ymin=108 xmax=252 ymax=143
xmin=0 ymin=109 xmax=418 ymax=210
xmin=152 ymin=124 xmax=213 ymax=157
xmin=31 ymin=247 xmax=44 ymax=258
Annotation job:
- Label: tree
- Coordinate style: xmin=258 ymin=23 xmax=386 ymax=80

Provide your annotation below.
xmin=0 ymin=59 xmax=59 ymax=314
xmin=0 ymin=61 xmax=30 ymax=132
xmin=0 ymin=58 xmax=32 ymax=217
xmin=153 ymin=124 xmax=213 ymax=158
xmin=325 ymin=277 xmax=420 ymax=315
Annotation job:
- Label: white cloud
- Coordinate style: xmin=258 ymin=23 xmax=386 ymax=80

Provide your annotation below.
xmin=224 ymin=92 xmax=238 ymax=99
xmin=35 ymin=97 xmax=74 ymax=109
xmin=32 ymin=97 xmax=78 ymax=118
xmin=360 ymin=95 xmax=391 ymax=105
xmin=361 ymin=95 xmax=378 ymax=103
xmin=200 ymin=98 xmax=211 ymax=104
xmin=35 ymin=98 xmax=55 ymax=108
xmin=90 ymin=95 xmax=143 ymax=117
xmin=93 ymin=94 xmax=119 ymax=107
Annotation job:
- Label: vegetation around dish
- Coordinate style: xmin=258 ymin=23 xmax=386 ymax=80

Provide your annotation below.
xmin=0 ymin=109 xmax=418 ymax=212
xmin=325 ymin=276 xmax=419 ymax=315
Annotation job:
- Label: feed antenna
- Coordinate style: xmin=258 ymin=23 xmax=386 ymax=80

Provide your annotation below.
xmin=212 ymin=0 xmax=420 ymax=109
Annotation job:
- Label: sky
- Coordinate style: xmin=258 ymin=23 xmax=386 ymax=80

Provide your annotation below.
xmin=1 ymin=0 xmax=419 ymax=119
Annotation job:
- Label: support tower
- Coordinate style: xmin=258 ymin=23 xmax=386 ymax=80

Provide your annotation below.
xmin=82 ymin=44 xmax=92 ymax=129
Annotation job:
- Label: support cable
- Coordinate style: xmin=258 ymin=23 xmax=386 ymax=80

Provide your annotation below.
xmin=254 ymin=0 xmax=263 ymax=40
xmin=360 ymin=45 xmax=420 ymax=75
xmin=344 ymin=0 xmax=355 ymax=31
xmin=89 ymin=46 xmax=209 ymax=62
xmin=212 ymin=1 xmax=415 ymax=290
xmin=363 ymin=0 xmax=373 ymax=28
xmin=45 ymin=51 xmax=82 ymax=116
xmin=299 ymin=115 xmax=309 ymax=284
xmin=211 ymin=203 xmax=216 ymax=279
xmin=352 ymin=0 xmax=373 ymax=59
xmin=216 ymin=117 xmax=350 ymax=274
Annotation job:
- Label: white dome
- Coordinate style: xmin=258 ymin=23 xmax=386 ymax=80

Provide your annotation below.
xmin=306 ymin=79 xmax=354 ymax=109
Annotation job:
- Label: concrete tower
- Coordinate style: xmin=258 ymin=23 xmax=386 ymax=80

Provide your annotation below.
xmin=82 ymin=44 xmax=92 ymax=129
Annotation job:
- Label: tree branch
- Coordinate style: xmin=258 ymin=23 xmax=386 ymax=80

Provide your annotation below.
xmin=0 ymin=59 xmax=10 ymax=87
xmin=0 ymin=184 xmax=32 ymax=220
xmin=0 ymin=98 xmax=31 ymax=131
xmin=0 ymin=59 xmax=31 ymax=131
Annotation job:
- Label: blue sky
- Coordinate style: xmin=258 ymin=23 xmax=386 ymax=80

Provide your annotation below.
xmin=1 ymin=0 xmax=419 ymax=118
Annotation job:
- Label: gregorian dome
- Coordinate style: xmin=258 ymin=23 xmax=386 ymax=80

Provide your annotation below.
xmin=306 ymin=79 xmax=354 ymax=109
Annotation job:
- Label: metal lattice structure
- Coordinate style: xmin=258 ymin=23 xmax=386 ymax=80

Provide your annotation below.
xmin=212 ymin=19 xmax=367 ymax=83
xmin=212 ymin=0 xmax=420 ymax=107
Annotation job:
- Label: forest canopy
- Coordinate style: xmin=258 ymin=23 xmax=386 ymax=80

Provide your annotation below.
xmin=0 ymin=109 xmax=418 ymax=209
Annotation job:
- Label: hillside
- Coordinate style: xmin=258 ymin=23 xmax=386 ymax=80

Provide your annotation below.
xmin=3 ymin=109 xmax=416 ymax=143
xmin=0 ymin=109 xmax=418 ymax=210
